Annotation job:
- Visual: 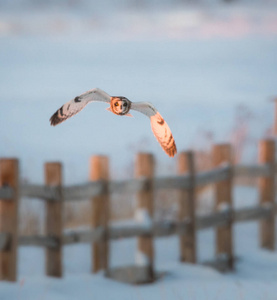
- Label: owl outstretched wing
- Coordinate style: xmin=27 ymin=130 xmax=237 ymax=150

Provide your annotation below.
xmin=50 ymin=88 xmax=111 ymax=126
xmin=130 ymin=102 xmax=177 ymax=157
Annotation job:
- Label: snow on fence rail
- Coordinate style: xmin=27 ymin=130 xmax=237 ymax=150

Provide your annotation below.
xmin=0 ymin=140 xmax=276 ymax=283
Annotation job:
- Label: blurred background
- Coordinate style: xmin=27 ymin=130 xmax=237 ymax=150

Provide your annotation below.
xmin=1 ymin=0 xmax=277 ymax=230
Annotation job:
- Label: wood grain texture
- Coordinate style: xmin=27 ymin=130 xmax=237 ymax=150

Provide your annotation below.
xmin=136 ymin=153 xmax=155 ymax=281
xmin=178 ymin=151 xmax=196 ymax=263
xmin=90 ymin=156 xmax=110 ymax=273
xmin=0 ymin=159 xmax=19 ymax=281
xmin=259 ymin=140 xmax=275 ymax=250
xmin=213 ymin=144 xmax=234 ymax=270
xmin=45 ymin=162 xmax=63 ymax=277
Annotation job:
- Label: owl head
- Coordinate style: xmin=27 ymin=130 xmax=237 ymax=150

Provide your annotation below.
xmin=110 ymin=97 xmax=131 ymax=115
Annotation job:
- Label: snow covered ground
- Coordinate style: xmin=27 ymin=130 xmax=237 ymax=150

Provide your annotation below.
xmin=2 ymin=187 xmax=277 ymax=300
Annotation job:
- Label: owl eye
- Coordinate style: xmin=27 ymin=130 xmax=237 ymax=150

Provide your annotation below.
xmin=114 ymin=102 xmax=119 ymax=107
xmin=123 ymin=102 xmax=127 ymax=107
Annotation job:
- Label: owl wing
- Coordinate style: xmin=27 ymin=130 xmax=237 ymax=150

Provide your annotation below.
xmin=50 ymin=88 xmax=111 ymax=126
xmin=130 ymin=102 xmax=177 ymax=157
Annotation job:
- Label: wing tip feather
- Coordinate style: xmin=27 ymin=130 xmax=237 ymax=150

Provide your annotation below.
xmin=49 ymin=111 xmax=62 ymax=126
xmin=165 ymin=142 xmax=177 ymax=157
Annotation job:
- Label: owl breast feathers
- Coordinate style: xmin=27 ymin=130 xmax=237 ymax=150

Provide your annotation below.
xmin=50 ymin=88 xmax=177 ymax=157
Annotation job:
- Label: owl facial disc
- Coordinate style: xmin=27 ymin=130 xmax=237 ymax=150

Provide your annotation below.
xmin=110 ymin=97 xmax=131 ymax=116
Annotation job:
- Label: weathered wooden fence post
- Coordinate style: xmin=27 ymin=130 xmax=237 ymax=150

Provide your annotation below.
xmin=0 ymin=159 xmax=19 ymax=282
xmin=213 ymin=144 xmax=234 ymax=269
xmin=135 ymin=153 xmax=154 ymax=280
xmin=45 ymin=162 xmax=63 ymax=277
xmin=90 ymin=155 xmax=110 ymax=273
xmin=178 ymin=151 xmax=196 ymax=263
xmin=259 ymin=139 xmax=275 ymax=250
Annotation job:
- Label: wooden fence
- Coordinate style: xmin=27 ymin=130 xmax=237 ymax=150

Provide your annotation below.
xmin=0 ymin=140 xmax=276 ymax=283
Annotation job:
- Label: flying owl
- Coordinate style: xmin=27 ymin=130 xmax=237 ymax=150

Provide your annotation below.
xmin=50 ymin=88 xmax=177 ymax=157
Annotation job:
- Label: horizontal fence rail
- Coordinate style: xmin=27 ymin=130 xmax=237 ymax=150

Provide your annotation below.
xmin=1 ymin=164 xmax=274 ymax=202
xmin=0 ymin=204 xmax=275 ymax=251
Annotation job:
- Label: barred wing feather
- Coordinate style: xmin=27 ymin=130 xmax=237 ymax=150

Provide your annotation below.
xmin=50 ymin=88 xmax=110 ymax=126
xmin=131 ymin=102 xmax=177 ymax=157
